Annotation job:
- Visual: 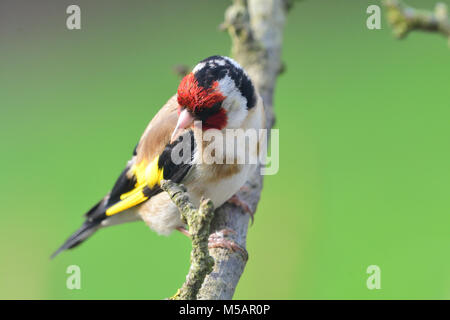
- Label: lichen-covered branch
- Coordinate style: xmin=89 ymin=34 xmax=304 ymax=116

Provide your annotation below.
xmin=161 ymin=180 xmax=215 ymax=300
xmin=383 ymin=0 xmax=450 ymax=44
xmin=197 ymin=0 xmax=289 ymax=300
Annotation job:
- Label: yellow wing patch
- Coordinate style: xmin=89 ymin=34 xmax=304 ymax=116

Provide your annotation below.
xmin=105 ymin=185 xmax=148 ymax=216
xmin=105 ymin=156 xmax=164 ymax=217
xmin=118 ymin=160 xmax=147 ymax=200
xmin=147 ymin=156 xmax=164 ymax=189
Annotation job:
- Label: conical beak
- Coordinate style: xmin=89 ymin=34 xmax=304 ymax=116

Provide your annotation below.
xmin=171 ymin=109 xmax=194 ymax=142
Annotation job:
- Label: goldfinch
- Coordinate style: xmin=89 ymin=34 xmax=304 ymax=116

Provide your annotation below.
xmin=52 ymin=56 xmax=265 ymax=258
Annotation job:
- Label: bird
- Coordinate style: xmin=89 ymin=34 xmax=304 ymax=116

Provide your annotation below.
xmin=51 ymin=55 xmax=266 ymax=258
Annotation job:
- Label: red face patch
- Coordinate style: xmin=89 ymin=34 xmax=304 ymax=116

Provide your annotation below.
xmin=203 ymin=108 xmax=228 ymax=131
xmin=177 ymin=73 xmax=227 ymax=130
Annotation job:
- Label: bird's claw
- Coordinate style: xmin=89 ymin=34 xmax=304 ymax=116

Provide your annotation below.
xmin=227 ymin=194 xmax=255 ymax=223
xmin=208 ymin=229 xmax=248 ymax=261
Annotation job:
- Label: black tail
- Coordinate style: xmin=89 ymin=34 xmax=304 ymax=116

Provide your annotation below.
xmin=51 ymin=164 xmax=137 ymax=259
xmin=51 ymin=196 xmax=110 ymax=259
xmin=50 ymin=221 xmax=100 ymax=259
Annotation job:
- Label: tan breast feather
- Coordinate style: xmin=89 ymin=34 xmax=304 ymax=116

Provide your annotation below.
xmin=136 ymin=95 xmax=179 ymax=163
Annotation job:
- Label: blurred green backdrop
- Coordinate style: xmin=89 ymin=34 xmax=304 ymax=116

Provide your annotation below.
xmin=1 ymin=0 xmax=449 ymax=299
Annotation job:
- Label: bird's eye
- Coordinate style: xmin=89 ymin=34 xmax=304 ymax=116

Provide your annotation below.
xmin=195 ymin=102 xmax=222 ymax=121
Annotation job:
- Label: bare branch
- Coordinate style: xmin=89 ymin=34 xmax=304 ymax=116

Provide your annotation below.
xmin=161 ymin=180 xmax=215 ymax=300
xmin=383 ymin=0 xmax=450 ymax=44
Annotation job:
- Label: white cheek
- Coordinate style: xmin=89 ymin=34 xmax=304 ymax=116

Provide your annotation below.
xmin=224 ymin=99 xmax=248 ymax=128
xmin=217 ymin=76 xmax=248 ymax=128
xmin=217 ymin=75 xmax=236 ymax=97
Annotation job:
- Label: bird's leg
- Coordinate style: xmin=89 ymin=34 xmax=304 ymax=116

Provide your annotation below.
xmin=227 ymin=192 xmax=255 ymax=222
xmin=208 ymin=229 xmax=248 ymax=260
xmin=176 ymin=226 xmax=191 ymax=238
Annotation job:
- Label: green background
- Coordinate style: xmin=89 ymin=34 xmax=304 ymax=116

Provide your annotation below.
xmin=1 ymin=0 xmax=449 ymax=299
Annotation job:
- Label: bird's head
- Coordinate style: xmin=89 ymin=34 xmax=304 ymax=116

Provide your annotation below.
xmin=172 ymin=56 xmax=256 ymax=140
